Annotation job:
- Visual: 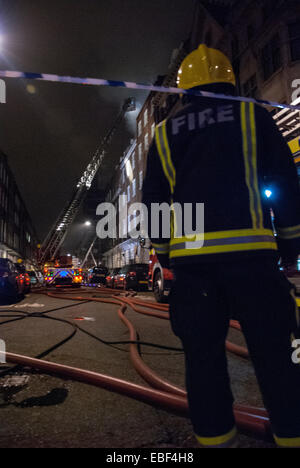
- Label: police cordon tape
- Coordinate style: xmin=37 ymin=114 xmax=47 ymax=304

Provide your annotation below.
xmin=0 ymin=69 xmax=300 ymax=111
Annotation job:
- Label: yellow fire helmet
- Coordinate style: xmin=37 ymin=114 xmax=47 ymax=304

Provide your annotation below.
xmin=177 ymin=44 xmax=236 ymax=90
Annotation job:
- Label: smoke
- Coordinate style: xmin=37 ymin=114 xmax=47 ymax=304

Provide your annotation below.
xmin=124 ymin=99 xmax=143 ymax=136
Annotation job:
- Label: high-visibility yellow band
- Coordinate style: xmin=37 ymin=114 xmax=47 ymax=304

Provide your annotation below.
xmin=170 ymin=228 xmax=274 ymax=245
xmin=152 ymin=242 xmax=170 ymax=255
xmin=170 ymin=241 xmax=277 ymax=258
xmin=274 ymin=435 xmax=300 ymax=448
xmin=240 ymin=102 xmax=263 ymax=231
xmin=155 ymin=121 xmax=176 ymax=194
xmin=196 ymin=427 xmax=237 ymax=447
xmin=162 ymin=120 xmax=176 ymax=188
xmin=241 ymin=102 xmax=256 ymax=229
xmin=155 ymin=124 xmax=173 ymax=193
xmin=277 ymin=224 xmax=300 ymax=239
xmin=249 ymin=102 xmax=263 ymax=230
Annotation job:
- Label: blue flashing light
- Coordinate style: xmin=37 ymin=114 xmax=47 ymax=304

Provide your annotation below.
xmin=265 ymin=189 xmax=272 ymax=199
xmin=59 ymin=270 xmax=68 ymax=277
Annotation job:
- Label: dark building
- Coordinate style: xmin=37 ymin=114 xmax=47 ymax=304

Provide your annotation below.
xmin=0 ymin=150 xmax=38 ymax=267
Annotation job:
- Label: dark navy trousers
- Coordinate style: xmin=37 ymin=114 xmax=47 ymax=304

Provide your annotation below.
xmin=169 ymin=258 xmax=300 ymax=443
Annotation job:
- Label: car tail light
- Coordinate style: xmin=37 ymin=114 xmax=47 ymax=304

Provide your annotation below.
xmin=129 ymin=271 xmax=136 ymax=277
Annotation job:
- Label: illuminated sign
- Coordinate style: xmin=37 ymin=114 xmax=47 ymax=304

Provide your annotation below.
xmin=288 ymin=137 xmax=300 ymax=163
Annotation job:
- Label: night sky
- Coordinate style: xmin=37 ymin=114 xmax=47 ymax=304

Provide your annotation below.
xmin=0 ymin=0 xmax=195 ymax=242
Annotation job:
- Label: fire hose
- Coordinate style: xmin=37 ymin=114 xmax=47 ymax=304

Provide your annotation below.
xmin=1 ymin=287 xmax=272 ymax=442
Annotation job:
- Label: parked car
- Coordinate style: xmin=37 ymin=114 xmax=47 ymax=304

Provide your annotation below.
xmin=114 ymin=264 xmax=149 ymax=291
xmin=0 ymin=258 xmax=25 ymax=300
xmin=14 ymin=263 xmax=31 ymax=294
xmin=105 ymin=268 xmax=120 ymax=288
xmin=148 ymin=248 xmax=174 ymax=303
xmin=27 ymin=270 xmax=37 ymax=285
xmin=87 ymin=266 xmax=108 ymax=286
xmin=27 ymin=270 xmax=44 ymax=287
xmin=35 ymin=270 xmax=45 ymax=286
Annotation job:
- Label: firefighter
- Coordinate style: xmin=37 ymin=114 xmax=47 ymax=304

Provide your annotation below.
xmin=142 ymin=44 xmax=300 ymax=448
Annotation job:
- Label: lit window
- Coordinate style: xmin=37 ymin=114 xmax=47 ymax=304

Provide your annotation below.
xmin=144 ymin=109 xmax=148 ymax=127
xmin=127 ymin=185 xmax=131 ymax=202
xmin=151 ymin=123 xmax=155 ymax=139
xmin=138 ymin=120 xmax=142 ymax=137
xmin=139 ymin=170 xmax=143 ymax=190
xmin=144 ymin=133 xmax=149 ymax=152
xmin=138 ymin=143 xmax=143 ymax=161
xmin=132 ymin=178 xmax=136 ymax=198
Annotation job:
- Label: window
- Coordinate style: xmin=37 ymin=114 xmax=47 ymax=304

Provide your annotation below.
xmin=122 ymin=168 xmax=125 ymax=184
xmin=150 ymin=100 xmax=155 ymax=116
xmin=138 ymin=143 xmax=143 ymax=161
xmin=144 ymin=133 xmax=149 ymax=152
xmin=132 ymin=178 xmax=136 ymax=198
xmin=128 ymin=214 xmax=132 ymax=233
xmin=123 ymin=219 xmax=127 ymax=237
xmin=127 ymin=185 xmax=130 ymax=203
xmin=243 ymin=74 xmax=258 ymax=98
xmin=289 ymin=22 xmax=300 ymax=62
xmin=144 ymin=109 xmax=148 ymax=127
xmin=138 ymin=120 xmax=142 ymax=137
xmin=131 ymin=152 xmax=135 ymax=171
xmin=139 ymin=170 xmax=143 ymax=190
xmin=151 ymin=123 xmax=155 ymax=139
xmin=261 ymin=34 xmax=282 ymax=81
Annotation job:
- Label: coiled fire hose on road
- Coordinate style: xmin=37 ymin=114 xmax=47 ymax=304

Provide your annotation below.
xmin=1 ymin=287 xmax=272 ymax=441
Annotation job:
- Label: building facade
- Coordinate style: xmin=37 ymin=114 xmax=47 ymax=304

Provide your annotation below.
xmin=102 ymin=139 xmax=149 ymax=268
xmin=0 ymin=151 xmax=38 ymax=267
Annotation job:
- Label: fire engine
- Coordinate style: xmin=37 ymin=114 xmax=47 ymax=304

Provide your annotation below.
xmin=148 ymin=248 xmax=174 ymax=302
xmin=44 ymin=256 xmax=83 ymax=288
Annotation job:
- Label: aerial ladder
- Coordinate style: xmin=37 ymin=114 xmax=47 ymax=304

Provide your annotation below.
xmin=81 ymin=236 xmax=98 ymax=269
xmin=39 ymin=97 xmax=136 ymax=265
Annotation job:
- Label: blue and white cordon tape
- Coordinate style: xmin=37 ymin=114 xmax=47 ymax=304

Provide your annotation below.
xmin=0 ymin=69 xmax=299 ymax=111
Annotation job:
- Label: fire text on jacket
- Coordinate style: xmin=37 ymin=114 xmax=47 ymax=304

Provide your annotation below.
xmin=171 ymin=105 xmax=234 ymax=135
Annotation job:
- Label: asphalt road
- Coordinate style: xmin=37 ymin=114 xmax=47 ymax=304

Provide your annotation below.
xmin=0 ymin=289 xmax=276 ymax=449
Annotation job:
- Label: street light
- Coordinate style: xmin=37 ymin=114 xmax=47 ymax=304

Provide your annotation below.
xmin=84 ymin=221 xmax=92 ymax=227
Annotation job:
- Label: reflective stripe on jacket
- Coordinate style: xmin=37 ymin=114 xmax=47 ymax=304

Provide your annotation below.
xmin=142 ymin=91 xmax=300 ymax=265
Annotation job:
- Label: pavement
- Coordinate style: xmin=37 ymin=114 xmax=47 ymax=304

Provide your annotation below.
xmin=0 ymin=289 xmax=276 ymax=449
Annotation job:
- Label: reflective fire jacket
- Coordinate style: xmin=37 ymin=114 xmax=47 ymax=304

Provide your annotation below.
xmin=142 ymin=90 xmax=300 ymax=267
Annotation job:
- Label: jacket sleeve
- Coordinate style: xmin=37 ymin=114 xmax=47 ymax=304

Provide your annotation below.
xmin=142 ymin=130 xmax=172 ymax=268
xmin=257 ymin=106 xmax=300 ymax=259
